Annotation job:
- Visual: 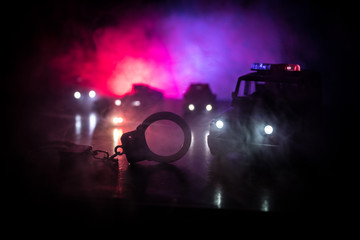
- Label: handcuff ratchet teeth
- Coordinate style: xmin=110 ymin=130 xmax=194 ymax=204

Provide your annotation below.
xmin=114 ymin=111 xmax=192 ymax=164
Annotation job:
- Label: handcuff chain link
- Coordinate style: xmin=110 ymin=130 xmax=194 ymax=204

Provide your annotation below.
xmin=92 ymin=145 xmax=124 ymax=162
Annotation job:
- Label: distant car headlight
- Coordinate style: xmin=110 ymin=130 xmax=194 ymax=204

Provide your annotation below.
xmin=113 ymin=117 xmax=124 ymax=124
xmin=89 ymin=90 xmax=96 ymax=98
xmin=132 ymin=100 xmax=141 ymax=106
xmin=188 ymin=104 xmax=195 ymax=111
xmin=114 ymin=99 xmax=121 ymax=106
xmin=74 ymin=91 xmax=81 ymax=99
xmin=264 ymin=125 xmax=273 ymax=135
xmin=206 ymin=104 xmax=212 ymax=111
xmin=215 ymin=120 xmax=224 ymax=129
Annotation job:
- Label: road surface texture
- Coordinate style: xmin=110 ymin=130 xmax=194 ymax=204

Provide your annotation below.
xmin=9 ymin=98 xmax=340 ymax=228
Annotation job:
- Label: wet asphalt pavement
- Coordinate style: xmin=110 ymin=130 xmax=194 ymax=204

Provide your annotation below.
xmin=8 ymin=98 xmax=343 ymax=227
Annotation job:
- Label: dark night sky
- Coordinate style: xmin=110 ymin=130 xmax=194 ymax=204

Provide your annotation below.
xmin=4 ymin=0 xmax=359 ymax=215
xmin=5 ymin=0 xmax=358 ymax=151
xmin=5 ymin=0 xmax=357 ymax=102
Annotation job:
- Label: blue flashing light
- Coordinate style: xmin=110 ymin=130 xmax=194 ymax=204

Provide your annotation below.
xmin=251 ymin=63 xmax=301 ymax=72
xmin=251 ymin=63 xmax=271 ymax=71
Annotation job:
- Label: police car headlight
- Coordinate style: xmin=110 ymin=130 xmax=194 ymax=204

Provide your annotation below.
xmin=264 ymin=125 xmax=273 ymax=135
xmin=188 ymin=104 xmax=195 ymax=111
xmin=89 ymin=90 xmax=96 ymax=98
xmin=74 ymin=91 xmax=81 ymax=99
xmin=206 ymin=104 xmax=212 ymax=111
xmin=215 ymin=120 xmax=224 ymax=129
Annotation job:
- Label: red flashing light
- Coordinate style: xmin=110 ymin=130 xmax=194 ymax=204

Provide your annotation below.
xmin=285 ymin=64 xmax=301 ymax=71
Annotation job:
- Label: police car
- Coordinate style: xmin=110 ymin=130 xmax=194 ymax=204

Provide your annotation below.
xmin=207 ymin=63 xmax=322 ymax=156
xmin=109 ymin=84 xmax=164 ymax=125
xmin=183 ymin=83 xmax=216 ymax=116
xmin=62 ymin=78 xmax=99 ymax=113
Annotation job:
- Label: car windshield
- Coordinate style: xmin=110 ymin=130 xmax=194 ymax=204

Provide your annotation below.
xmin=237 ymin=80 xmax=301 ymax=100
xmin=188 ymin=85 xmax=212 ymax=94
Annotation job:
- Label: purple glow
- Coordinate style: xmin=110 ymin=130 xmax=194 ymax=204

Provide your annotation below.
xmin=51 ymin=4 xmax=289 ymax=99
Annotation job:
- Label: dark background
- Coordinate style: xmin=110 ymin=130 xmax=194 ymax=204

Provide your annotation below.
xmin=6 ymin=0 xmax=358 ymax=99
xmin=7 ymin=0 xmax=357 ymax=161
xmin=4 ymin=0 xmax=358 ymax=226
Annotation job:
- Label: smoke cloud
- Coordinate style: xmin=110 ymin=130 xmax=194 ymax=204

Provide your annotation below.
xmin=49 ymin=1 xmax=310 ymax=99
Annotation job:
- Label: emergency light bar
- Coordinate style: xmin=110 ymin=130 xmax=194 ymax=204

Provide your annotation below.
xmin=251 ymin=63 xmax=301 ymax=72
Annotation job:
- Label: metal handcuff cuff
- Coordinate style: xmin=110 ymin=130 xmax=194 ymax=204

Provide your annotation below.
xmin=94 ymin=112 xmax=192 ymax=164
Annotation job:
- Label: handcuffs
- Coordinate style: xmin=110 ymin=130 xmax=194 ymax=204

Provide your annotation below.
xmin=96 ymin=112 xmax=192 ymax=164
